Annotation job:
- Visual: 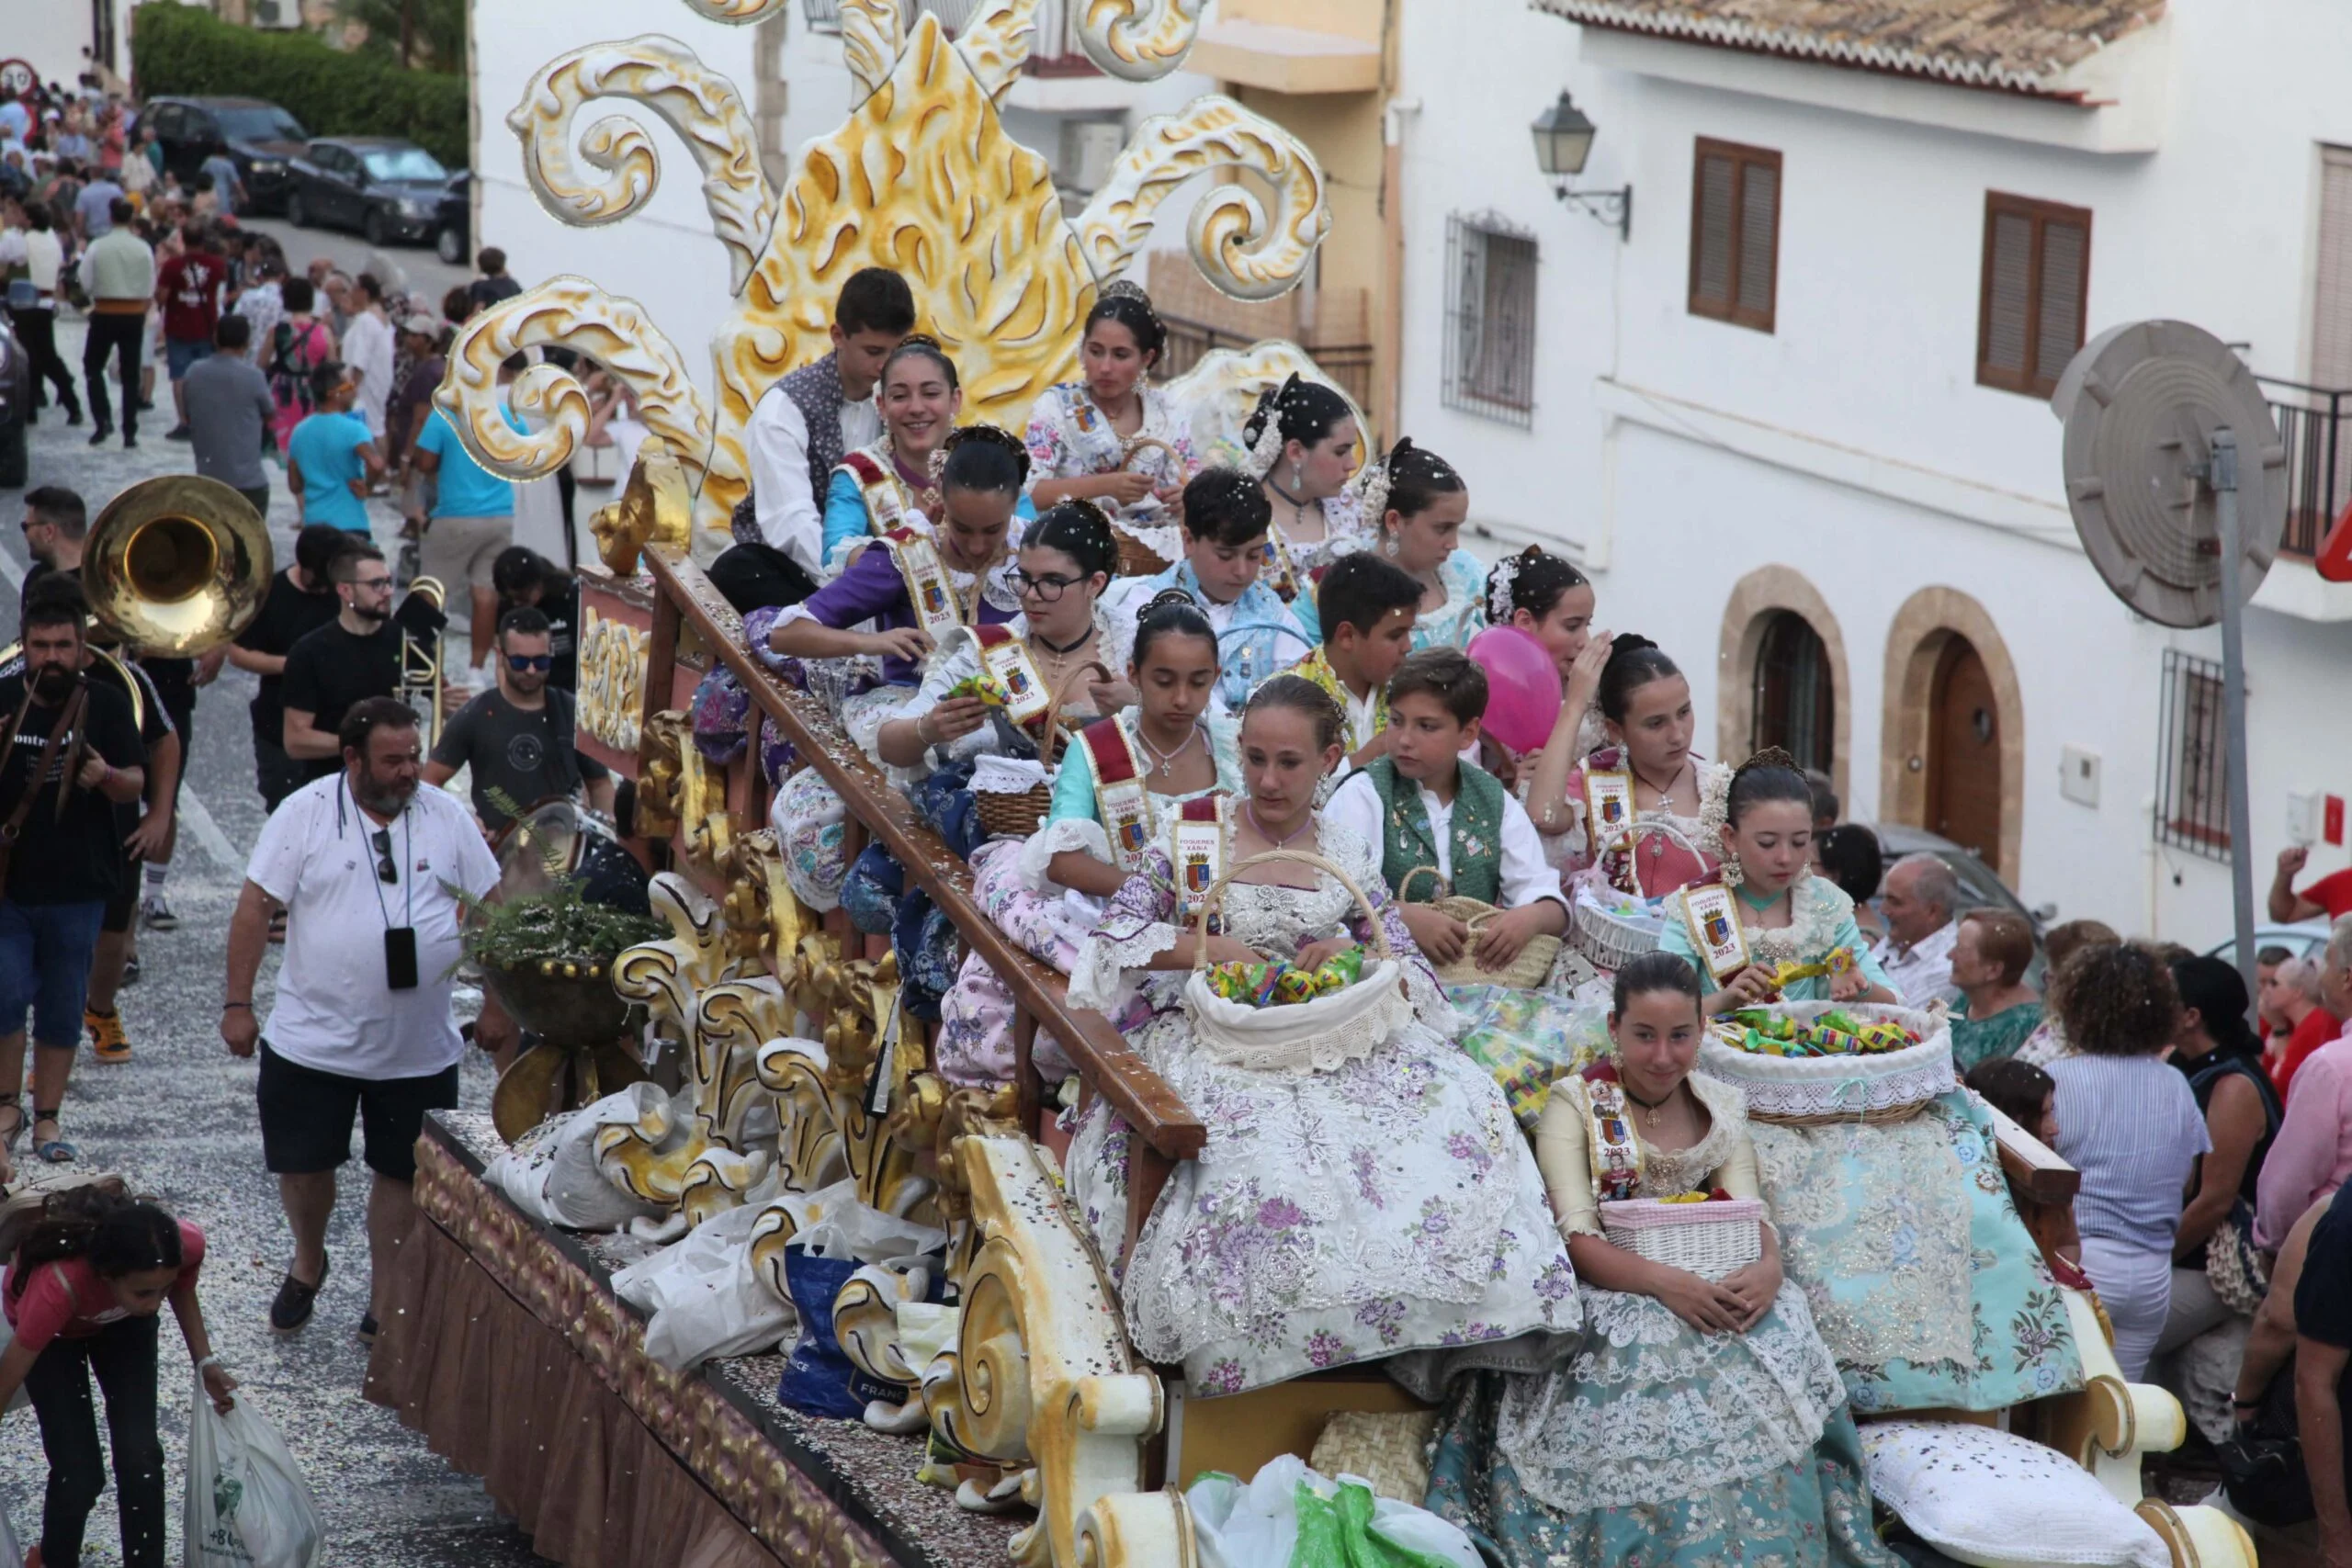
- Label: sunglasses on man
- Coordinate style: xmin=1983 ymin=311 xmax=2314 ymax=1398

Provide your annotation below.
xmin=505 ymin=653 xmax=553 ymax=672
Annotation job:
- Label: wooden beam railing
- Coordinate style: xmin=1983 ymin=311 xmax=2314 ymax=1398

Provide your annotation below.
xmin=639 ymin=545 xmax=1206 ymax=1179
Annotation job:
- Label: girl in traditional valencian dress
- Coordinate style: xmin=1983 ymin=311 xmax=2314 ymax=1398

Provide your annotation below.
xmin=1023 ymin=284 xmax=1197 ymax=564
xmin=1357 ymin=439 xmax=1488 ymax=653
xmin=1063 ymin=675 xmax=1577 ymax=1395
xmin=1238 ymin=376 xmax=1371 ymax=612
xmin=816 ymin=337 xmax=1037 ymax=575
xmin=1543 ymin=637 xmax=1732 ymax=898
xmin=1659 ymin=754 xmax=2082 ymax=1418
xmin=752 ymin=424 xmax=1030 ymax=770
xmin=1487 ymin=548 xmax=1611 ymax=784
xmin=1423 ymin=952 xmax=1894 ymax=1568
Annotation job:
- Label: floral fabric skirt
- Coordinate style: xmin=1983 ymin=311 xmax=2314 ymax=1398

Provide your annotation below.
xmin=934 ymin=841 xmax=1082 ymax=1088
xmin=1063 ymin=1010 xmax=1578 ymax=1396
xmin=1425 ymin=1285 xmax=1894 ymax=1568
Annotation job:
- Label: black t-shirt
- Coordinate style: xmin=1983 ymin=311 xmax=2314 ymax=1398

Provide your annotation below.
xmin=235 ymin=569 xmax=343 ymax=748
xmin=280 ymin=619 xmax=402 ymax=780
xmin=540 ymin=579 xmax=579 ymax=692
xmin=2297 ymin=1183 xmax=2352 ymax=1349
xmin=429 ymin=686 xmax=607 ymax=830
xmin=469 ymin=276 xmax=522 ymax=312
xmin=0 ymin=672 xmax=145 ymax=905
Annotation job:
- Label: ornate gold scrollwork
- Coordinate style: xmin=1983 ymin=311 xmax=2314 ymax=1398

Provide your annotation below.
xmin=577 ymin=605 xmax=650 ymax=750
xmin=722 ymin=829 xmax=805 ymax=973
xmin=1073 ymin=0 xmax=1206 ymax=82
xmin=928 ymin=1137 xmax=1161 ymax=1566
xmin=1074 ymin=96 xmax=1329 ymax=303
xmin=635 ymin=710 xmax=690 ymax=840
xmin=954 ymin=0 xmax=1042 ymax=103
xmin=831 ymin=1259 xmax=943 ymax=1434
xmin=590 ymin=439 xmax=697 ymax=577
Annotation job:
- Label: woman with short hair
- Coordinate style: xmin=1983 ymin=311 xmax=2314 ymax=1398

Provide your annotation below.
xmin=2045 ymin=942 xmax=2212 ymax=1379
xmin=1948 ymin=908 xmax=2042 ymax=1071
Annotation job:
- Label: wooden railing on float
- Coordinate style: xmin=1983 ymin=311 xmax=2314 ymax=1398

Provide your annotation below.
xmin=636 ymin=543 xmax=1204 ymax=1246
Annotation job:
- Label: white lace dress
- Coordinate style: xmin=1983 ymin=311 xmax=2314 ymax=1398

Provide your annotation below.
xmin=1064 ymin=820 xmax=1579 ymax=1395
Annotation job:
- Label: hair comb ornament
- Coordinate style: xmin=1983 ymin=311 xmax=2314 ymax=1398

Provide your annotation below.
xmin=1487 ymin=553 xmax=1523 ymax=624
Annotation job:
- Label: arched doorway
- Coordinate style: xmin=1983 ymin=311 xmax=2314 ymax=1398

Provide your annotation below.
xmin=1926 ymin=637 xmax=2002 ymax=863
xmin=1881 ymin=588 xmax=2025 ymax=888
xmin=1751 ymin=611 xmax=1836 ymax=776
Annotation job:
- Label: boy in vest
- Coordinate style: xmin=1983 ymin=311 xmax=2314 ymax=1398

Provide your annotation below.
xmin=1282 ymin=551 xmax=1420 ymax=774
xmin=1326 ymin=647 xmax=1567 ymax=974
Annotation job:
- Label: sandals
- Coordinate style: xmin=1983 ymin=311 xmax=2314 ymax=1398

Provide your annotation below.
xmin=29 ymin=1110 xmax=78 ymax=1165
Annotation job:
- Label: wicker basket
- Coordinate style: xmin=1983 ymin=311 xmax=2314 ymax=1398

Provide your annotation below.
xmin=1182 ymin=850 xmax=1413 ymax=1074
xmin=1698 ymin=1000 xmax=1955 ymax=1126
xmin=970 ymin=658 xmax=1112 ymax=839
xmin=1566 ymin=871 xmax=1665 ymax=972
xmin=1112 ymin=437 xmax=1186 ymax=576
xmin=1600 ymin=1197 xmax=1765 ymax=1281
xmin=1397 ymin=865 xmax=1560 ymax=990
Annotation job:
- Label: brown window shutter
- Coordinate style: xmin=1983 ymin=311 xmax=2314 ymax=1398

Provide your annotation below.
xmin=1983 ymin=212 xmax=2035 ymax=379
xmin=2311 ymin=147 xmax=2352 ymax=389
xmin=2033 ymin=218 xmax=2088 ymax=387
xmin=1736 ymin=161 xmax=1778 ymax=319
xmin=1692 ymin=153 xmax=1735 ymax=310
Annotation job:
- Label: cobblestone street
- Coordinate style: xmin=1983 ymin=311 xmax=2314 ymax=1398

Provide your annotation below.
xmin=0 ymin=321 xmax=542 ymax=1565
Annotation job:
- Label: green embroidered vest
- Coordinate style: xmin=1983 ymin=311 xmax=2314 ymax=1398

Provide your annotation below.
xmin=1367 ymin=756 xmax=1505 ymax=906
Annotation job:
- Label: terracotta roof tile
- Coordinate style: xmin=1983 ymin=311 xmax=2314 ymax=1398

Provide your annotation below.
xmin=1534 ymin=0 xmax=2168 ymax=96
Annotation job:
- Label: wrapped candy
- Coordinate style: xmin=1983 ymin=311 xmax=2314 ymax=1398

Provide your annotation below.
xmin=1272 ymin=967 xmax=1317 ymax=1005
xmin=1204 ymin=945 xmax=1370 ymax=1009
xmin=947 ymin=671 xmax=1015 ymax=708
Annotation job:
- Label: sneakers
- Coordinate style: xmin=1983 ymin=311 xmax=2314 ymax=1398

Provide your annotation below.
xmin=85 ymin=1007 xmax=130 ymax=1064
xmin=120 ymin=953 xmax=141 ymax=987
xmin=141 ymin=895 xmax=180 ymax=931
xmin=164 ymin=424 xmax=193 ymax=441
xmin=86 ymin=424 xmax=112 ymax=446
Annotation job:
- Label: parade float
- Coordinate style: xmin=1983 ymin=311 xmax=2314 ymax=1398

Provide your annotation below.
xmin=360 ymin=4 xmax=2260 ymax=1566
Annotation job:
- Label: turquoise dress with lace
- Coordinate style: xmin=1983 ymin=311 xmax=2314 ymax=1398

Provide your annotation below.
xmin=1654 ymin=876 xmax=2083 ymax=1416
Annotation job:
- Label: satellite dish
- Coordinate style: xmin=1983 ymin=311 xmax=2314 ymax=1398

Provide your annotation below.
xmin=2050 ymin=320 xmax=2289 ymax=628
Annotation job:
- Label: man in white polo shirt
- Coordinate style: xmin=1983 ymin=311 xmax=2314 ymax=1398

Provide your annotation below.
xmin=220 ymin=695 xmax=499 ymax=1342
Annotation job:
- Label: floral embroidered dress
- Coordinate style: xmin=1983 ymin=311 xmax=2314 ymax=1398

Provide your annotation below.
xmin=1658 ymin=876 xmax=2085 ymax=1416
xmin=1265 ymin=485 xmax=1373 ymax=609
xmin=935 ymin=709 xmax=1240 ymax=1090
xmin=1023 ymin=381 xmax=1197 ymax=566
xmin=1407 ymin=548 xmax=1490 ymax=653
xmin=1426 ymin=1069 xmax=1892 ymax=1568
xmin=1064 ymin=819 xmax=1578 ymax=1395
xmin=1544 ymin=748 xmax=1730 ymax=897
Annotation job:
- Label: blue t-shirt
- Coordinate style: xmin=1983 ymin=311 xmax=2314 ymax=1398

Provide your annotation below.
xmin=286 ymin=411 xmax=375 ymax=532
xmin=416 ymin=407 xmax=523 ymax=520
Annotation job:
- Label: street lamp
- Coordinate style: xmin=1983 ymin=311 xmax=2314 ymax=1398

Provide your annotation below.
xmin=1532 ymin=91 xmax=1631 ymax=241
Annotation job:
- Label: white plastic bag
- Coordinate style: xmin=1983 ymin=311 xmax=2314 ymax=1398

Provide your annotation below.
xmin=1185 ymin=1455 xmax=1482 ymax=1568
xmin=184 ymin=1360 xmax=324 ymax=1568
xmin=0 ymin=1492 xmax=19 ymax=1566
xmin=611 ymin=1200 xmax=797 ymax=1371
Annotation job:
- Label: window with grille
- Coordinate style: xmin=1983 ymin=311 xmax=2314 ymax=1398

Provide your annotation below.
xmin=1689 ymin=138 xmax=1780 ymax=333
xmin=1750 ymin=610 xmax=1834 ymax=775
xmin=1443 ymin=214 xmax=1538 ymax=426
xmin=2155 ymin=649 xmax=2231 ymax=860
xmin=1978 ymin=192 xmax=2091 ymax=397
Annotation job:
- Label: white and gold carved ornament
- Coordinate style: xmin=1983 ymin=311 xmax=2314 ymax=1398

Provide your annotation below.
xmin=439 ymin=0 xmax=1330 ymax=556
xmin=576 ymin=605 xmax=649 ymax=753
xmin=926 ymin=1137 xmax=1163 ymax=1562
xmin=589 ymin=437 xmax=696 ymax=578
xmin=592 ymin=872 xmax=752 ymax=1214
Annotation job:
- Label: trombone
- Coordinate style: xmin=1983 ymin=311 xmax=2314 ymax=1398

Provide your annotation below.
xmin=393 ymin=575 xmax=450 ymax=750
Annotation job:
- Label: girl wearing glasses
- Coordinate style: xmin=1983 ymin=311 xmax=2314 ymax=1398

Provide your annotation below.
xmin=751 ymin=423 xmax=1030 ymax=769
xmin=876 ymin=500 xmax=1121 ymax=776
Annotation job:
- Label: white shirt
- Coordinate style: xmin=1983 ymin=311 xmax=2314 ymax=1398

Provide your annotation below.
xmin=22 ymin=229 xmax=62 ymax=294
xmin=1883 ymin=918 xmax=1960 ymax=1009
xmin=343 ymin=307 xmax=396 ymax=436
xmin=745 ymin=382 xmax=880 ymax=578
xmin=1325 ymin=770 xmax=1566 ymax=911
xmin=247 ymin=774 xmax=501 ymax=1080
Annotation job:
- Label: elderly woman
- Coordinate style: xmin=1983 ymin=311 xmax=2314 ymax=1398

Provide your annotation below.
xmin=2046 ymin=942 xmax=2212 ymax=1380
xmin=1948 ymin=908 xmax=2042 ymax=1071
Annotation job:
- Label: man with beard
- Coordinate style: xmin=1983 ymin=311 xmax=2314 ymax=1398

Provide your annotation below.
xmin=423 ymin=607 xmax=611 ymax=834
xmin=221 ymin=696 xmax=498 ymax=1338
xmin=227 ymin=524 xmax=348 ymax=816
xmin=279 ymin=540 xmax=402 ymax=785
xmin=0 ymin=592 xmax=148 ymax=1179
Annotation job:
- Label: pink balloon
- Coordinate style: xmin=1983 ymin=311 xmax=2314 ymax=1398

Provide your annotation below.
xmin=1466 ymin=626 xmax=1565 ymax=753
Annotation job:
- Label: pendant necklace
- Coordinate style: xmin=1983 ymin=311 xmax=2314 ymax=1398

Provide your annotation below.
xmin=1243 ymin=799 xmax=1312 ymax=851
xmin=1622 ymin=1079 xmax=1676 ymax=1131
xmin=1135 ymin=720 xmax=1203 ymax=783
xmin=1630 ymin=759 xmax=1686 ymax=861
xmin=1031 ymin=624 xmax=1097 ymax=686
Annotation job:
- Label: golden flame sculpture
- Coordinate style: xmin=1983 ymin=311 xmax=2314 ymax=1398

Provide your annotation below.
xmin=438 ymin=0 xmax=1336 ymax=553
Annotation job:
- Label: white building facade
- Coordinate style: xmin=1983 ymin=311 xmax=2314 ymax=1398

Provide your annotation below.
xmin=1388 ymin=0 xmax=2352 ymax=945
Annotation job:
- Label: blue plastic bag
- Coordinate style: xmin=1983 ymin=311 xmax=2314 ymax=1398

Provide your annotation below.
xmin=776 ymin=1247 xmax=867 ymax=1418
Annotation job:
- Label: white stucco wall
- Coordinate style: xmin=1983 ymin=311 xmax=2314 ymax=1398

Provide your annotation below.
xmin=1390 ymin=0 xmax=2352 ymax=948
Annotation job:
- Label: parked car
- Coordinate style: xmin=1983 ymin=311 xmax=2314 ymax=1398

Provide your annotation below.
xmin=1859 ymin=820 xmax=2045 ymax=984
xmin=142 ymin=96 xmax=309 ymax=214
xmin=0 ymin=318 xmax=28 ymax=489
xmin=435 ymin=169 xmax=471 ymax=266
xmin=2206 ymin=920 xmax=2333 ymax=971
xmin=286 ymin=137 xmax=462 ymax=247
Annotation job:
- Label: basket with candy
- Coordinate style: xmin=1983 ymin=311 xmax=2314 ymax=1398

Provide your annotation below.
xmin=1566 ymin=870 xmax=1666 ymax=972
xmin=1182 ymin=851 xmax=1414 ymax=1075
xmin=1697 ymin=1000 xmax=1954 ymax=1125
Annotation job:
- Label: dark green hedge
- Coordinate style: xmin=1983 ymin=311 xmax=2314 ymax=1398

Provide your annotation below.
xmin=132 ymin=4 xmax=468 ymax=171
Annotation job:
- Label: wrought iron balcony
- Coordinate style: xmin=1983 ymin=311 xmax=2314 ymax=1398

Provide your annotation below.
xmin=2256 ymin=374 xmax=2352 ymax=560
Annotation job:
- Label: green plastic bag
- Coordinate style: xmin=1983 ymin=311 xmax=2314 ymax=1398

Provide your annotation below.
xmin=1291 ymin=1478 xmax=1462 ymax=1568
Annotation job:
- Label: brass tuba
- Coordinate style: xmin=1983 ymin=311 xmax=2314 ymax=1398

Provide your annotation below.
xmin=81 ymin=476 xmax=274 ymax=655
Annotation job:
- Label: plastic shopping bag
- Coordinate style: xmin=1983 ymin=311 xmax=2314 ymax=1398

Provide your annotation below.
xmin=184 ymin=1361 xmax=325 ymax=1568
xmin=0 ymin=1492 xmax=19 ymax=1566
xmin=1186 ymin=1455 xmax=1480 ymax=1568
xmin=775 ymin=1180 xmax=947 ymax=1418
xmin=611 ymin=1198 xmax=797 ymax=1371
